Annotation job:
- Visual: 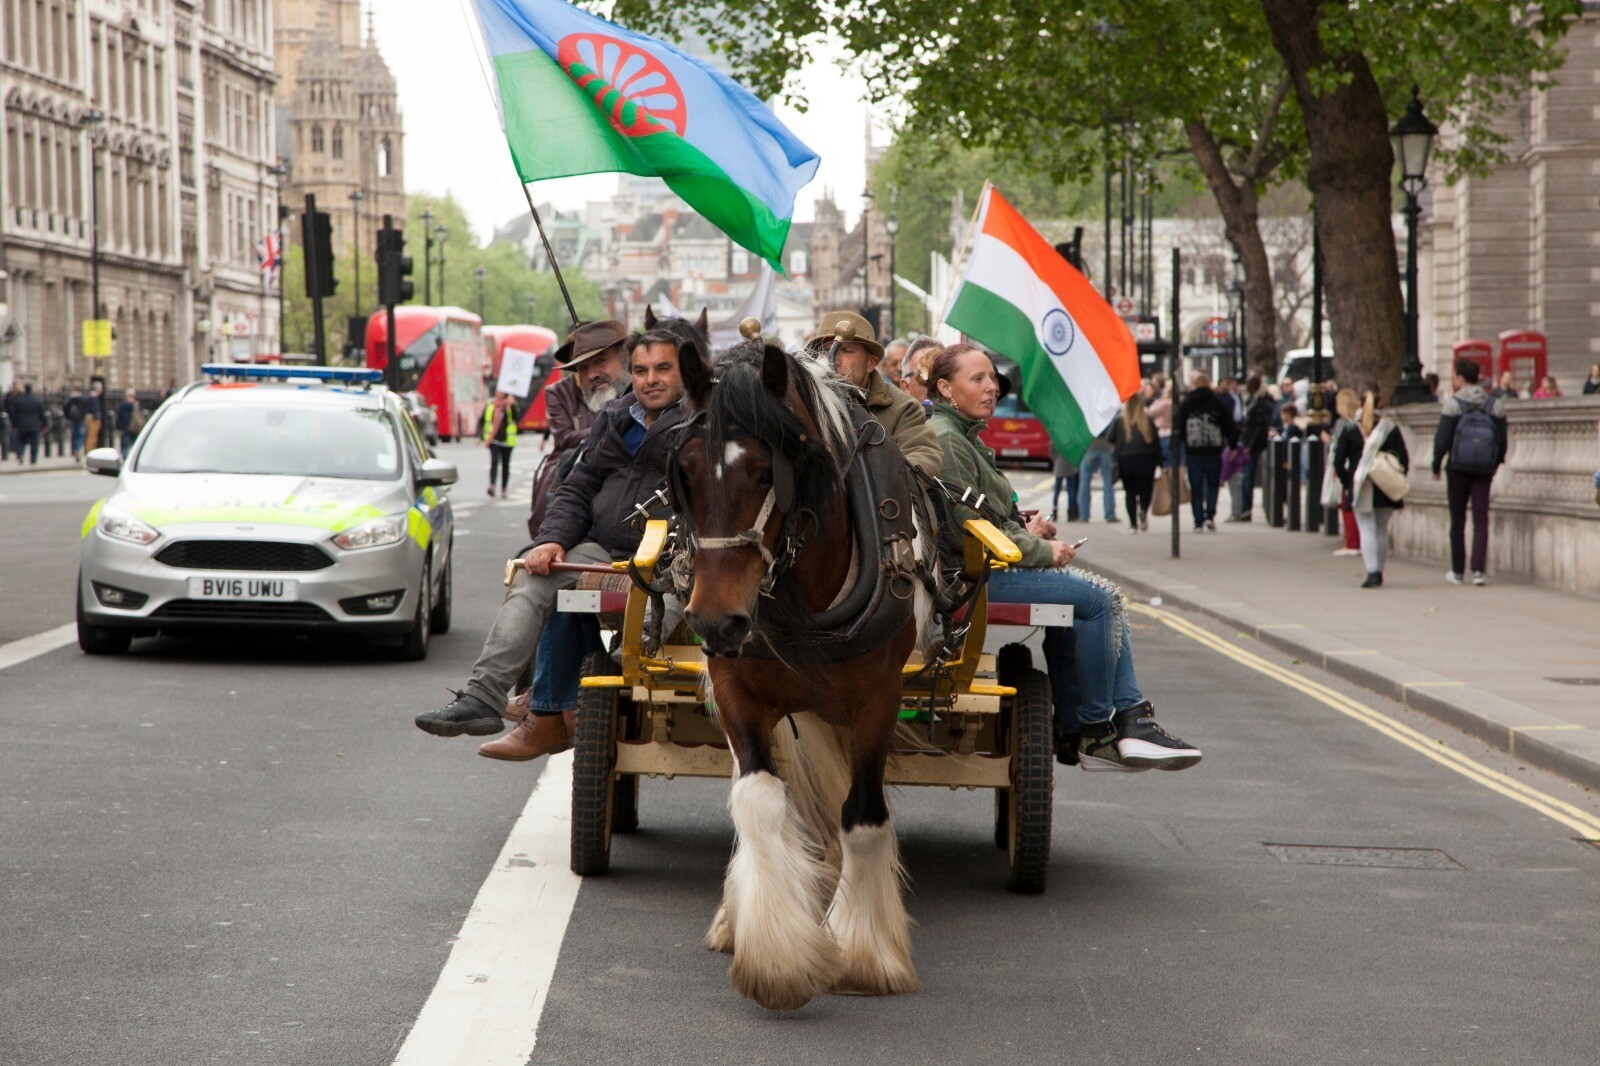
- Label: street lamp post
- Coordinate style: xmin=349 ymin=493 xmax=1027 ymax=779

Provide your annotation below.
xmin=885 ymin=190 xmax=899 ymax=338
xmin=435 ymin=224 xmax=448 ymax=305
xmin=861 ymin=187 xmax=874 ymax=314
xmin=1224 ymin=282 xmax=1243 ymax=382
xmin=1389 ymin=86 xmax=1438 ymax=406
xmin=475 ymin=265 xmax=487 ymax=321
xmin=80 ymin=109 xmax=104 ymax=320
xmin=420 ymin=208 xmax=434 ymax=304
xmin=349 ymin=189 xmax=365 ymax=320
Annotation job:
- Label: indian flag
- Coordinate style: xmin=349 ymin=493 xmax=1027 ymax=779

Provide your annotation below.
xmin=946 ymin=184 xmax=1141 ymax=463
xmin=469 ymin=0 xmax=818 ymax=271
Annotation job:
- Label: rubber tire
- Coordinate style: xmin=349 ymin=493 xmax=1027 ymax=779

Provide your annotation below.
xmin=429 ymin=544 xmax=453 ymax=635
xmin=76 ymin=578 xmax=132 ymax=656
xmin=396 ymin=561 xmax=431 ymax=661
xmin=571 ymin=650 xmax=621 ymax=875
xmin=1004 ymin=668 xmax=1054 ymax=894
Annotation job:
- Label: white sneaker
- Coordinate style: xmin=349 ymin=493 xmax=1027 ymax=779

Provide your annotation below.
xmin=1446 ymin=571 xmax=1463 ymax=586
xmin=1332 ymin=548 xmax=1361 ymax=557
xmin=1126 ymin=527 xmax=1139 ymax=535
xmin=1472 ymin=572 xmax=1487 ymax=586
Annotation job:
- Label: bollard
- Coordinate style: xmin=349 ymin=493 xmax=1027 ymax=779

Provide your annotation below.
xmin=1269 ymin=439 xmax=1287 ymax=527
xmin=1305 ymin=438 xmax=1325 ymax=532
xmin=1287 ymin=439 xmax=1303 ymax=532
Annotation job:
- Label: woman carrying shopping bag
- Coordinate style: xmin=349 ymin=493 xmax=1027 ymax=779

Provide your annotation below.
xmin=1350 ymin=391 xmax=1410 ymax=589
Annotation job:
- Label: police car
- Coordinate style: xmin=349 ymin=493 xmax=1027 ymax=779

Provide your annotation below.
xmin=77 ymin=365 xmax=457 ymax=659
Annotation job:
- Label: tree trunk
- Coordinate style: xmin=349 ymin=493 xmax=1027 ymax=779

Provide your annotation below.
xmin=1185 ymin=120 xmax=1280 ymax=376
xmin=1259 ymin=0 xmax=1405 ymax=398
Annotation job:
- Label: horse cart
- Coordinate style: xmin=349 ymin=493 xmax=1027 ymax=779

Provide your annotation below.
xmin=548 ymin=515 xmax=1072 ymax=894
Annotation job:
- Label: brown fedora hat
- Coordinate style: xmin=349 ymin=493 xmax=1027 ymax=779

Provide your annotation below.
xmin=555 ymin=320 xmax=629 ymax=369
xmin=814 ymin=310 xmax=885 ymax=361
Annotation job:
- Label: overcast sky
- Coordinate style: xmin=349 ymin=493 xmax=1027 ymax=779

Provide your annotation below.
xmin=371 ymin=1 xmax=881 ymax=244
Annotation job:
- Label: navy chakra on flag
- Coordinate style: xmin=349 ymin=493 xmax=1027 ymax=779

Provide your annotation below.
xmin=1040 ymin=308 xmax=1076 ymax=357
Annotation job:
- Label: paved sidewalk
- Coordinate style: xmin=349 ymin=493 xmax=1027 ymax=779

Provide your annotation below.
xmin=0 ymin=453 xmax=82 ymax=475
xmin=1013 ymin=473 xmax=1600 ymax=792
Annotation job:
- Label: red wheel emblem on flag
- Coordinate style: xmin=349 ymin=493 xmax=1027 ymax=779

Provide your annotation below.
xmin=557 ymin=33 xmax=687 ymax=138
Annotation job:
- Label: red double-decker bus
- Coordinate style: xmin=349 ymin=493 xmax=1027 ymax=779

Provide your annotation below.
xmin=366 ymin=306 xmax=486 ymax=442
xmin=481 ymin=324 xmax=561 ymax=432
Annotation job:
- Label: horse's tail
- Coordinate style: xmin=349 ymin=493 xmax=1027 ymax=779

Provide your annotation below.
xmin=771 ymin=713 xmax=851 ymax=890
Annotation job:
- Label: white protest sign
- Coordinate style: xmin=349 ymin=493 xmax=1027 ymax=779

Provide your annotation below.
xmin=496 ymin=347 xmax=539 ymax=398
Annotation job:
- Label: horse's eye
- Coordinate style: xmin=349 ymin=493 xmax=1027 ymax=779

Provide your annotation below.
xmin=756 ymin=468 xmax=774 ymax=486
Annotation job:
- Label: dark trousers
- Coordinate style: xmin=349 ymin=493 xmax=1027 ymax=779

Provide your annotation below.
xmin=1051 ymin=474 xmax=1081 ymax=520
xmin=1185 ymin=454 xmax=1223 ymax=525
xmin=1446 ymin=470 xmax=1494 ymax=575
xmin=488 ymin=442 xmax=513 ymax=491
xmin=16 ymin=430 xmax=40 ymax=463
xmin=1122 ymin=469 xmax=1154 ymax=525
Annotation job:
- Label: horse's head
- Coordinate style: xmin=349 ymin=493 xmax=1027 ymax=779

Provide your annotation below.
xmin=670 ymin=337 xmax=851 ymax=656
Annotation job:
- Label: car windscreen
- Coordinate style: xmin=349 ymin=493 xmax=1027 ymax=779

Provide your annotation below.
xmin=135 ymin=403 xmax=402 ymax=480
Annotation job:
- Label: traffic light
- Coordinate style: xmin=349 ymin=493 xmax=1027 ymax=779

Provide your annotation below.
xmin=302 ymin=201 xmax=337 ymax=298
xmin=376 ymin=216 xmax=414 ymax=306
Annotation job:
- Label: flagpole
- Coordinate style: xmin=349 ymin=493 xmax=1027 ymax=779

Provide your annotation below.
xmin=519 ymin=182 xmax=580 ymax=328
xmin=936 ymin=180 xmax=989 ymax=333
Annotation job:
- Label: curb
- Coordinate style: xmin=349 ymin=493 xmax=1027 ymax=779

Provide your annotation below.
xmin=1096 ymin=559 xmax=1600 ymax=795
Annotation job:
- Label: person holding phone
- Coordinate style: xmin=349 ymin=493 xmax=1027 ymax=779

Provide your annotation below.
xmin=925 ymin=342 xmax=1201 ymax=772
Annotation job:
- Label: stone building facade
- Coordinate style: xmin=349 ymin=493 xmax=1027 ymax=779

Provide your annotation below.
xmin=273 ymin=0 xmax=404 ymax=268
xmin=0 ymin=0 xmax=279 ymax=391
xmin=1420 ymin=3 xmax=1600 ymax=389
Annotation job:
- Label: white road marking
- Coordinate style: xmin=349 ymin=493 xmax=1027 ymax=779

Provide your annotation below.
xmin=391 ymin=752 xmax=582 ymax=1066
xmin=0 ymin=624 xmax=77 ymax=672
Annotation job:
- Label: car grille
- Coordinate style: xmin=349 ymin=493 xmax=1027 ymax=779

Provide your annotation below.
xmin=156 ymin=540 xmax=334 ymax=572
xmin=151 ymin=600 xmax=333 ymax=623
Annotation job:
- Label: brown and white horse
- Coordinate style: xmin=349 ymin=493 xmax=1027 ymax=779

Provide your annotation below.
xmin=670 ymin=336 xmax=925 ymax=1012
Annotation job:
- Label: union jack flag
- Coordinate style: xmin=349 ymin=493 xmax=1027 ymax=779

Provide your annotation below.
xmin=255 ymin=232 xmax=282 ymax=291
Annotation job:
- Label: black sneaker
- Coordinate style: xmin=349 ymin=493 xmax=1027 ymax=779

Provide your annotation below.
xmin=1112 ymin=702 xmax=1201 ymax=771
xmin=1077 ymin=722 xmax=1150 ymax=773
xmin=415 ymin=690 xmax=504 ymax=737
xmin=1054 ymin=732 xmax=1081 ymax=767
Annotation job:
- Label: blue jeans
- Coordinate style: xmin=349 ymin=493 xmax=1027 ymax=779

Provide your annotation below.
xmin=1186 ymin=454 xmax=1223 ymax=525
xmin=70 ymin=422 xmax=87 ymax=455
xmin=987 ymin=567 xmax=1143 ymax=730
xmin=1051 ymin=474 xmax=1080 ymax=519
xmin=1077 ymin=447 xmax=1116 ymax=521
xmin=527 ymin=611 xmax=604 ymax=715
xmin=1239 ymin=451 xmax=1261 ymax=515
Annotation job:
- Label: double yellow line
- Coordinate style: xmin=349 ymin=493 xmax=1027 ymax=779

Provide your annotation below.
xmin=1133 ymin=603 xmax=1600 ymax=841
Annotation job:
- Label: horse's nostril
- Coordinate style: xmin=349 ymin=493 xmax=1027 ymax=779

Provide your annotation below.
xmin=685 ymin=611 xmax=750 ymax=654
xmin=720 ymin=614 xmax=751 ymax=644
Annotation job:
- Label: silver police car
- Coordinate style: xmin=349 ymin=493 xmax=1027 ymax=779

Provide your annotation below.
xmin=77 ymin=365 xmax=457 ymax=659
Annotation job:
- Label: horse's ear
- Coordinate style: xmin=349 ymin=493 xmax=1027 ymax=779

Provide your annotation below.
xmin=695 ymin=307 xmax=709 ymax=339
xmin=678 ymin=339 xmax=714 ymax=408
xmin=761 ymin=342 xmax=788 ymax=397
xmin=644 ymin=306 xmax=658 ymax=330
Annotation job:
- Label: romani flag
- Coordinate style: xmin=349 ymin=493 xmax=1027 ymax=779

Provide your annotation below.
xmin=469 ymin=0 xmax=819 ymax=271
xmin=946 ymin=184 xmax=1141 ymax=463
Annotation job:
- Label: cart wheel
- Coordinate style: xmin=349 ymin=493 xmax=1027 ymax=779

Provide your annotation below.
xmin=572 ymin=651 xmax=621 ymax=875
xmin=1004 ymin=668 xmax=1054 ymax=894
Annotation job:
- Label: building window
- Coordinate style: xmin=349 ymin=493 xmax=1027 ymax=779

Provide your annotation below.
xmin=331 ymin=125 xmax=343 ymax=160
xmin=377 ymin=138 xmax=390 ymax=177
xmin=311 ymin=124 xmax=324 ymax=153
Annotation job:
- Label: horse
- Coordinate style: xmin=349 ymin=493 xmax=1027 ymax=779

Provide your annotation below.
xmin=669 ymin=333 xmax=930 ymax=1011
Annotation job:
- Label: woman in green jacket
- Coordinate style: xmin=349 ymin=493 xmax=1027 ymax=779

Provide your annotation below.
xmin=926 ymin=343 xmax=1200 ymax=772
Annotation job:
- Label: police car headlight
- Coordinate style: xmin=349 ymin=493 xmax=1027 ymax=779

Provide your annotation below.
xmin=99 ymin=506 xmax=160 ymax=545
xmin=333 ymin=514 xmax=408 ymax=551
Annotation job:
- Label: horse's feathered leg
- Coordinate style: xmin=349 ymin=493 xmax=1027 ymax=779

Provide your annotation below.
xmin=827 ymin=674 xmax=920 ymax=996
xmin=714 ymin=680 xmax=840 ymax=1011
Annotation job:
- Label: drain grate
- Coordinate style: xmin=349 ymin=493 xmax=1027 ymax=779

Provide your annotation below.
xmin=1264 ymin=843 xmax=1462 ymax=870
xmin=1545 ymin=677 xmax=1600 ymax=686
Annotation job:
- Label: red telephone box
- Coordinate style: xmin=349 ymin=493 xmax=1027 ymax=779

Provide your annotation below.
xmin=1450 ymin=339 xmax=1494 ymax=383
xmin=1497 ymin=330 xmax=1547 ymax=393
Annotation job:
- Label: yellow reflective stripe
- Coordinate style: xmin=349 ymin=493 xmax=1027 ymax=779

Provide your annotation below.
xmin=121 ymin=500 xmax=386 ymax=531
xmin=407 ymin=507 xmax=432 ymax=549
xmin=81 ymin=499 xmax=106 ymax=538
xmin=422 ymin=486 xmax=440 ymax=507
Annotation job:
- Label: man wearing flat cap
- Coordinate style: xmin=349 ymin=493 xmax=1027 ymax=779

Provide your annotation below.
xmin=810 ymin=310 xmax=942 ymax=478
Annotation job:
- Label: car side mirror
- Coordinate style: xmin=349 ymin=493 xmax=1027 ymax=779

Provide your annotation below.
xmin=417 ymin=457 xmax=458 ymax=488
xmin=85 ymin=448 xmax=122 ymax=477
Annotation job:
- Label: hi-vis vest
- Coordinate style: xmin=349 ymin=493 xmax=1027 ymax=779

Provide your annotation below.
xmin=483 ymin=403 xmax=517 ymax=447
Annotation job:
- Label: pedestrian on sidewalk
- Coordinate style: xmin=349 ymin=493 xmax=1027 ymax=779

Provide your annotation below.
xmin=2 ymin=382 xmax=19 ymax=459
xmin=1350 ymin=392 xmax=1409 ymax=588
xmin=1583 ymin=363 xmax=1600 ymax=395
xmin=1175 ymin=371 xmax=1238 ymax=531
xmin=1233 ymin=374 xmax=1273 ymax=523
xmin=1076 ymin=422 xmax=1119 ymax=524
xmin=1532 ymin=374 xmax=1562 ymax=399
xmin=114 ymin=388 xmax=144 ymax=456
xmin=63 ymin=383 xmax=88 ymax=460
xmin=1146 ymin=374 xmax=1173 ymax=466
xmin=481 ymin=390 xmax=517 ymax=497
xmin=1219 ymin=377 xmax=1249 ymax=519
xmin=84 ymin=382 xmax=104 ymax=452
xmin=1432 ymin=358 xmax=1508 ymax=586
xmin=1494 ymin=369 xmax=1522 ymax=401
xmin=9 ymin=383 xmax=46 ymax=464
xmin=1111 ymin=390 xmax=1161 ymax=532
xmin=1329 ymin=388 xmax=1364 ymax=558
xmin=1050 ymin=445 xmax=1080 ymax=522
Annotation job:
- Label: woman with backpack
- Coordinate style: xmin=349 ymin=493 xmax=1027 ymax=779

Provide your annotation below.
xmin=1351 ymin=391 xmax=1410 ymax=588
xmin=1431 ymin=358 xmax=1508 ymax=586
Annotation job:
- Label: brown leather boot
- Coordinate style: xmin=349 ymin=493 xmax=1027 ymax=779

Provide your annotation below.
xmin=477 ymin=709 xmax=577 ymax=762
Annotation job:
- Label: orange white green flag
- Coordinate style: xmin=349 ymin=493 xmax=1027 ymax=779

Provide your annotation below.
xmin=945 ymin=184 xmax=1141 ymax=463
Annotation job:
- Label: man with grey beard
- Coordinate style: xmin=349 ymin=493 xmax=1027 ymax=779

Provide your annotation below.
xmin=527 ymin=320 xmax=631 ymax=539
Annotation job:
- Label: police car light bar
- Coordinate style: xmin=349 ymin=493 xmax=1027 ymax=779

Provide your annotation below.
xmin=200 ymin=363 xmax=383 ymax=385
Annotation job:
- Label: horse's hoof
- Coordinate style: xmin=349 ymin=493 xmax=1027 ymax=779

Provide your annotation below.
xmin=729 ymin=935 xmax=839 ymax=1012
xmin=730 ymin=964 xmax=823 ymax=1012
xmin=704 ymin=905 xmax=734 ymax=954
